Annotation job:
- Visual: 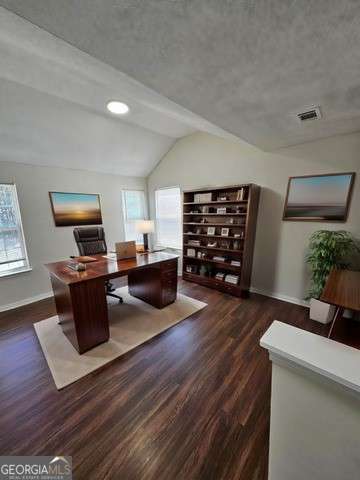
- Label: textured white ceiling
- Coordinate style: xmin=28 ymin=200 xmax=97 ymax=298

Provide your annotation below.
xmin=2 ymin=0 xmax=360 ymax=150
xmin=0 ymin=7 xmax=234 ymax=176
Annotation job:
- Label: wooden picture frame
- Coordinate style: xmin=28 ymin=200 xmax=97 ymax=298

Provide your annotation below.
xmin=283 ymin=172 xmax=355 ymax=222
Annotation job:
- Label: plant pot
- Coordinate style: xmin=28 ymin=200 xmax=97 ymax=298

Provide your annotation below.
xmin=309 ymin=298 xmax=336 ymax=324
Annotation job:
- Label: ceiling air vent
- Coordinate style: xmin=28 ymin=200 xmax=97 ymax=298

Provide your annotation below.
xmin=296 ymin=106 xmax=322 ymax=122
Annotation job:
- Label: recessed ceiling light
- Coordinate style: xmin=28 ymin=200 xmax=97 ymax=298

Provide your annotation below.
xmin=106 ymin=101 xmax=129 ymax=115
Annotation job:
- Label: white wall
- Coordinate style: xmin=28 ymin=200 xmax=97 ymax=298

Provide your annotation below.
xmin=0 ymin=160 xmax=145 ymax=310
xmin=269 ymin=363 xmax=360 ymax=480
xmin=147 ymin=131 xmax=360 ymax=304
xmin=261 ymin=321 xmax=360 ymax=480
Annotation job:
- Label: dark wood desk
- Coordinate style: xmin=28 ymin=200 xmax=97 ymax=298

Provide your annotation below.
xmin=321 ymin=269 xmax=360 ymax=339
xmin=45 ymin=252 xmax=178 ymax=354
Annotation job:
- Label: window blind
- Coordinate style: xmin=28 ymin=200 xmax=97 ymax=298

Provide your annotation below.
xmin=0 ymin=184 xmax=29 ymax=275
xmin=122 ymin=190 xmax=146 ymax=242
xmin=155 ymin=187 xmax=182 ymax=249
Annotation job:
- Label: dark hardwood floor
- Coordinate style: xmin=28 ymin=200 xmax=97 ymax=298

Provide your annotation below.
xmin=0 ymin=279 xmax=330 ymax=480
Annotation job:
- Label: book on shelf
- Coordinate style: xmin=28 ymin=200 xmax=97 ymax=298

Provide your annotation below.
xmin=230 ymin=260 xmax=241 ymax=267
xmin=188 ymin=239 xmax=201 ymax=246
xmin=194 ymin=192 xmax=212 ymax=203
xmin=217 ymin=207 xmax=227 ymax=214
xmin=236 ymin=188 xmax=245 ymax=201
xmin=213 ymin=255 xmax=226 ymax=262
xmin=215 ymin=272 xmax=225 ymax=281
xmin=225 ymin=274 xmax=239 ymax=285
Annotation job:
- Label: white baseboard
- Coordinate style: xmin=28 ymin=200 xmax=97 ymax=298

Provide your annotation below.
xmin=1 ymin=286 xmax=308 ymax=313
xmin=0 ymin=291 xmax=54 ymax=313
xmin=179 ymin=272 xmax=309 ymax=308
xmin=250 ymin=287 xmax=309 ymax=308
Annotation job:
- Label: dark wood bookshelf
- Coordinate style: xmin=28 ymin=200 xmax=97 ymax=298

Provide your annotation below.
xmin=182 ymin=184 xmax=260 ymax=298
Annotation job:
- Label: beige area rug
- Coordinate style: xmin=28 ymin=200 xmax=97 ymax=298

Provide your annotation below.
xmin=34 ymin=287 xmax=207 ymax=390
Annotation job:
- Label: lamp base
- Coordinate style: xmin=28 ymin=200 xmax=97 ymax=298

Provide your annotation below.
xmin=143 ymin=233 xmax=149 ymax=251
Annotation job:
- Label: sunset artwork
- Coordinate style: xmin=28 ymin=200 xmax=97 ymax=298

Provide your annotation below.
xmin=283 ymin=173 xmax=355 ymax=221
xmin=49 ymin=192 xmax=102 ymax=226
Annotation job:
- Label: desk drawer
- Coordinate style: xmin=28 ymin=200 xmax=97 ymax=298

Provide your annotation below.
xmin=162 ymin=284 xmax=177 ymax=306
xmin=160 ymin=259 xmax=178 ymax=272
xmin=162 ymin=278 xmax=177 ymax=291
xmin=162 ymin=269 xmax=177 ymax=281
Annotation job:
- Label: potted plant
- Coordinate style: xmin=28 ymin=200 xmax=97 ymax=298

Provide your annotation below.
xmin=306 ymin=230 xmax=358 ymax=323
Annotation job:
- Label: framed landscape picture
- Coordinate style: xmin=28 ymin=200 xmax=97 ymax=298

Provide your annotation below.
xmin=49 ymin=192 xmax=103 ymax=227
xmin=283 ymin=173 xmax=355 ymax=222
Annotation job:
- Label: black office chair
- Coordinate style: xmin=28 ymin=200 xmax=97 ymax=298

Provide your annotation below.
xmin=73 ymin=226 xmax=123 ymax=303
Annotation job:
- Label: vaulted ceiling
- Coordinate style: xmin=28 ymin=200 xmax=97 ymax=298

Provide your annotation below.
xmin=0 ymin=6 xmax=231 ymax=176
xmin=2 ymin=0 xmax=360 ymax=150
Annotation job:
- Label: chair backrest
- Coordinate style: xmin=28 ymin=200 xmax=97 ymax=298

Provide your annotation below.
xmin=73 ymin=227 xmax=107 ymax=256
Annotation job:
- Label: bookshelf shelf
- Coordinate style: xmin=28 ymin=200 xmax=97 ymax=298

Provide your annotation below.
xmin=184 ymin=243 xmax=243 ymax=254
xmin=183 ymin=200 xmax=248 ymax=205
xmin=183 ymin=256 xmax=241 ymax=271
xmin=183 ymin=213 xmax=247 ymax=216
xmin=184 ymin=233 xmax=244 ymax=239
xmin=183 ymin=222 xmax=245 ymax=227
xmin=182 ymin=271 xmax=243 ymax=295
xmin=182 ymin=184 xmax=260 ymax=298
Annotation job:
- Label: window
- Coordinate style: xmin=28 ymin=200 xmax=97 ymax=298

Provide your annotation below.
xmin=122 ymin=190 xmax=146 ymax=242
xmin=0 ymin=184 xmax=30 ymax=276
xmin=155 ymin=187 xmax=182 ymax=249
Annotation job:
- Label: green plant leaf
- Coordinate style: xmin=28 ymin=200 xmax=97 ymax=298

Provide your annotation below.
xmin=306 ymin=230 xmax=359 ymax=300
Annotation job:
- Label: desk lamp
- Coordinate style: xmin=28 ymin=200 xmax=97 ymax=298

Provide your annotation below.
xmin=135 ymin=220 xmax=155 ymax=252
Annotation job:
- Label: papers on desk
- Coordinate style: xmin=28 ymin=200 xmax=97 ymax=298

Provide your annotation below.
xmin=103 ymin=253 xmax=119 ymax=261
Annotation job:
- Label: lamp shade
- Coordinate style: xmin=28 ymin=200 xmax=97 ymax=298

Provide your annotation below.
xmin=135 ymin=220 xmax=155 ymax=234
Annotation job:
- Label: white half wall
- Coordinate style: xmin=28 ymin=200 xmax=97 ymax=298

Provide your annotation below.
xmin=0 ymin=160 xmax=146 ymax=310
xmin=147 ymin=131 xmax=360 ymax=304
